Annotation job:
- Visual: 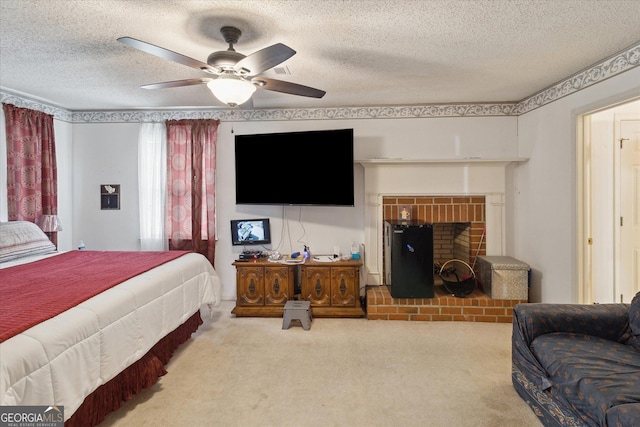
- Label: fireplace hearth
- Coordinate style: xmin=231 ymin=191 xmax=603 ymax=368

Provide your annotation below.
xmin=366 ymin=285 xmax=524 ymax=323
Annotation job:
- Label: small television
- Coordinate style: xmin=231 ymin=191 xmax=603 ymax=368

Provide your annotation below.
xmin=230 ymin=218 xmax=271 ymax=246
xmin=234 ymin=128 xmax=354 ymax=206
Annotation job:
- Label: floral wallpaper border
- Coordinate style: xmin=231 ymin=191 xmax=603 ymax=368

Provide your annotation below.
xmin=1 ymin=41 xmax=638 ymax=123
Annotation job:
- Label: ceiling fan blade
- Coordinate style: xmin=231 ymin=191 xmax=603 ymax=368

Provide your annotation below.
xmin=118 ymin=37 xmax=216 ymax=74
xmin=234 ymin=43 xmax=296 ymax=75
xmin=252 ymin=77 xmax=326 ymax=98
xmin=140 ymin=78 xmax=212 ymax=90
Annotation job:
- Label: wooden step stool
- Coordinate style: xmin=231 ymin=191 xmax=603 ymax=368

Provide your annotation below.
xmin=282 ymin=300 xmax=312 ymax=330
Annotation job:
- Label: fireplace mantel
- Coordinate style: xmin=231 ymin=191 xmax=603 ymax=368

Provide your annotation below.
xmin=360 ymin=159 xmax=521 ymax=285
xmin=357 ymin=158 xmax=527 ymax=166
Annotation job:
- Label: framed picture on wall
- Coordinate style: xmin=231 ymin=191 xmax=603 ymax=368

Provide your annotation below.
xmin=100 ymin=184 xmax=120 ymax=210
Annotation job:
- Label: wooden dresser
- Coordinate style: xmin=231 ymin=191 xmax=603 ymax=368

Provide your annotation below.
xmin=232 ymin=258 xmax=364 ymax=318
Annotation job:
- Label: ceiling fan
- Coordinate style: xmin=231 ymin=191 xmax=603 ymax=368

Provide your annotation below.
xmin=118 ymin=26 xmax=325 ymax=107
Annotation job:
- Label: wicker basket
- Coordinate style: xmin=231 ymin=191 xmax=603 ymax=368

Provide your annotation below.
xmin=438 ymin=259 xmax=476 ymax=297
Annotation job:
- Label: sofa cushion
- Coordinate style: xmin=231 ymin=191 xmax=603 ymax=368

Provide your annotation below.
xmin=606 ymin=403 xmax=640 ymax=427
xmin=531 ymin=332 xmax=640 ymax=426
xmin=627 ymin=292 xmax=640 ymax=351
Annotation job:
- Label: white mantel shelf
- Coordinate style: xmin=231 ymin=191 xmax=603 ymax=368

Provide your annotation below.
xmin=356 ymin=158 xmax=528 ymax=166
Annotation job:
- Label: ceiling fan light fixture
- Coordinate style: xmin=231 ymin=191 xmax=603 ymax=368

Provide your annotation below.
xmin=118 ymin=26 xmax=324 ymax=106
xmin=207 ymin=73 xmax=256 ymax=107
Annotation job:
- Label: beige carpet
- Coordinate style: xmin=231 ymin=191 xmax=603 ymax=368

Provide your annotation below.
xmin=101 ymin=301 xmax=541 ymax=427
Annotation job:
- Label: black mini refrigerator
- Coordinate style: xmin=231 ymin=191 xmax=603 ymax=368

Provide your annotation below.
xmin=384 ymin=220 xmax=434 ymax=298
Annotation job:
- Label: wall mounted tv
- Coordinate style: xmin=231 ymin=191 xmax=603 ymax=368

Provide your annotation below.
xmin=234 ymin=128 xmax=354 ymax=206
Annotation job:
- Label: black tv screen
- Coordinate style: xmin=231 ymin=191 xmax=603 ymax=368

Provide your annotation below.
xmin=230 ymin=218 xmax=271 ymax=246
xmin=234 ymin=129 xmax=354 ymax=206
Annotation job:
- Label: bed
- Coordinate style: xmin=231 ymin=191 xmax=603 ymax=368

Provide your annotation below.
xmin=0 ymin=221 xmax=221 ymax=426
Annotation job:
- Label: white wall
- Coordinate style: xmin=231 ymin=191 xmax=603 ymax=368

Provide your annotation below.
xmin=55 ymin=119 xmax=73 ymax=251
xmin=511 ymin=67 xmax=640 ymax=303
xmin=213 ymin=117 xmax=516 ymax=299
xmin=72 ymin=122 xmax=141 ymax=251
xmin=64 ymin=116 xmax=515 ymax=300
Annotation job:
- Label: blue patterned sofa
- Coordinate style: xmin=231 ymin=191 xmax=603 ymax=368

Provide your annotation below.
xmin=512 ymin=292 xmax=640 ymax=426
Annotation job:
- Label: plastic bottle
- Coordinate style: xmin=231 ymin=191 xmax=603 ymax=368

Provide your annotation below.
xmin=351 ymin=242 xmax=360 ymax=259
xmin=78 ymin=240 xmax=86 ymax=250
xmin=303 ymin=245 xmax=310 ymax=260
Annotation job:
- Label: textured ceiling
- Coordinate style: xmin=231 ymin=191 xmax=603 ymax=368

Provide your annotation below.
xmin=1 ymin=0 xmax=639 ymax=111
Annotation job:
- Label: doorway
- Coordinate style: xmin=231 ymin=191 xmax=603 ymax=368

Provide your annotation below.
xmin=580 ymin=99 xmax=640 ymax=303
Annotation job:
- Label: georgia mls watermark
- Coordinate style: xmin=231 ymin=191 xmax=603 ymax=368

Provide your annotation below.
xmin=0 ymin=406 xmax=63 ymax=427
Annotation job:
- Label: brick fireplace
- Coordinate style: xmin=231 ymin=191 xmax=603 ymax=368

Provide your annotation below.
xmin=358 ymin=159 xmax=525 ymax=322
xmin=365 ymin=194 xmax=524 ymax=324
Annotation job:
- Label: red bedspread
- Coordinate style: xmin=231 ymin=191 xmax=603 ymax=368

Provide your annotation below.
xmin=0 ymin=250 xmax=188 ymax=342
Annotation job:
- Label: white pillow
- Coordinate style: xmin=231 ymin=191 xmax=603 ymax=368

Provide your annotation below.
xmin=0 ymin=221 xmax=56 ymax=262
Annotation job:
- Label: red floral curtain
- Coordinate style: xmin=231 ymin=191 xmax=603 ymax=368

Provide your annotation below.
xmin=165 ymin=119 xmax=218 ymax=265
xmin=2 ymin=104 xmax=57 ymax=237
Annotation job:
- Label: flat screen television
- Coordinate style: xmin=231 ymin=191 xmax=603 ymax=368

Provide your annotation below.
xmin=234 ymin=128 xmax=354 ymax=206
xmin=230 ymin=218 xmax=271 ymax=246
